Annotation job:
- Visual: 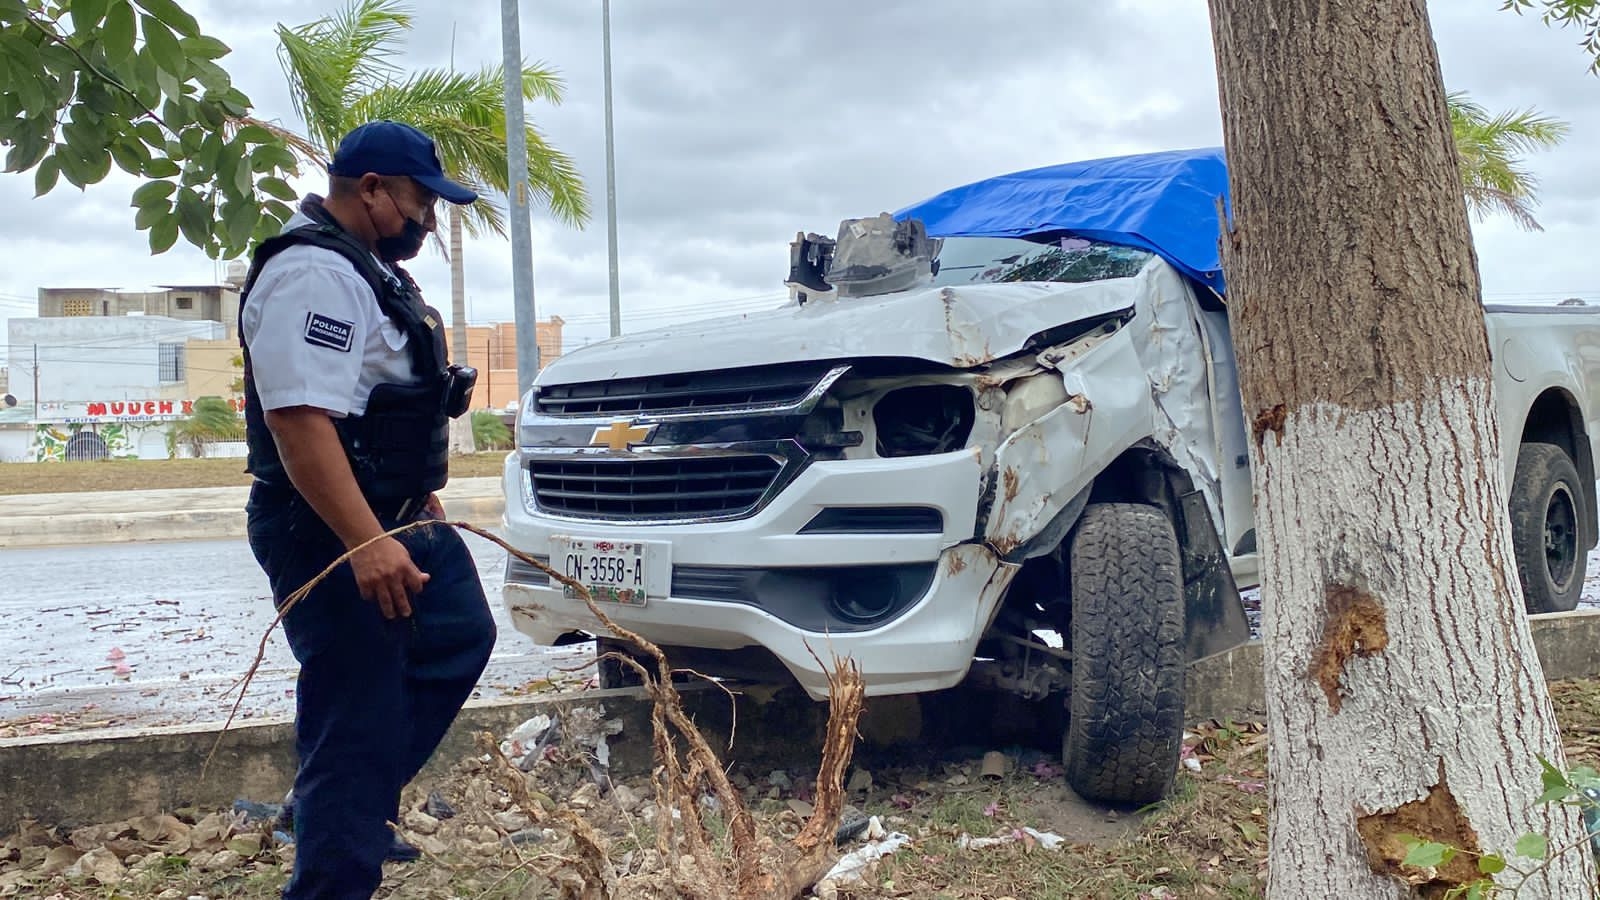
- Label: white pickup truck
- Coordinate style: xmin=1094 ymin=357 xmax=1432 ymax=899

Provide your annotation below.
xmin=499 ymin=148 xmax=1600 ymax=806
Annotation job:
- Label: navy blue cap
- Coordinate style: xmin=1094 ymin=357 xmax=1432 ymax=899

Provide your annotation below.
xmin=328 ymin=121 xmax=478 ymax=206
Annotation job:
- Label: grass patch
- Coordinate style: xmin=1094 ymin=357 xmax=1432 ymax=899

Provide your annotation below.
xmin=0 ymin=453 xmax=509 ymax=495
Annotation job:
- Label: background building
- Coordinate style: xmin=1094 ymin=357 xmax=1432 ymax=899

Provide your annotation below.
xmin=37 ymin=284 xmax=241 ymax=336
xmin=4 ymin=316 xmax=235 ymax=462
xmin=0 ymin=270 xmax=567 ymax=460
xmin=458 ymin=317 xmax=565 ymax=410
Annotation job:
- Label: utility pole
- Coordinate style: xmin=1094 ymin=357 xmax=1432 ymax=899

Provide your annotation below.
xmin=32 ymin=343 xmax=39 ymax=407
xmin=602 ymin=0 xmax=622 ymax=338
xmin=501 ymin=0 xmax=541 ymax=396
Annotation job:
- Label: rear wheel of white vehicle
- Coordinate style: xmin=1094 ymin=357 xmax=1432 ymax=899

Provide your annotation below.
xmin=1063 ymin=503 xmax=1187 ymax=807
xmin=1510 ymin=441 xmax=1586 ymax=614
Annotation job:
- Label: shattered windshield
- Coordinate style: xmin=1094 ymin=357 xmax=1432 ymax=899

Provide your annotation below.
xmin=930 ymin=236 xmax=1155 ymax=288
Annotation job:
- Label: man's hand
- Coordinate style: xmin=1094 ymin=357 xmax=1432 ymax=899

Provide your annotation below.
xmin=350 ymin=535 xmax=430 ymax=619
xmin=265 ymin=406 xmax=432 ymax=620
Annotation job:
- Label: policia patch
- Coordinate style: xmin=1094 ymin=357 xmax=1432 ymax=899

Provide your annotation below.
xmin=304 ymin=312 xmax=355 ymax=352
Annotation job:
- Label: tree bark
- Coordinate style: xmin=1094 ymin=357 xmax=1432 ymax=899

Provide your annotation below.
xmin=1205 ymin=0 xmax=1595 ymax=896
xmin=447 ymin=205 xmax=476 ymax=455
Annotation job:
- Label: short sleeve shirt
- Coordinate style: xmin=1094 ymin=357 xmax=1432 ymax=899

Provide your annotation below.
xmin=241 ymin=212 xmax=416 ymax=417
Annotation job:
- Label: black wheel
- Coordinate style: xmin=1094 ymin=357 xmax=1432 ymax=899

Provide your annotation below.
xmin=1510 ymin=442 xmax=1586 ymax=614
xmin=1063 ymin=503 xmax=1186 ymax=807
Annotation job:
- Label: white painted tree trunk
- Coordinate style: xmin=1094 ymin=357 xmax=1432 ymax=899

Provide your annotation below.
xmin=1205 ymin=0 xmax=1597 ymax=895
xmin=447 ymin=205 xmax=476 ymax=456
xmin=1257 ymin=384 xmax=1592 ymax=896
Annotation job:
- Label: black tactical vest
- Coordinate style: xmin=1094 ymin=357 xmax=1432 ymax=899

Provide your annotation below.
xmin=240 ymin=196 xmax=451 ymax=506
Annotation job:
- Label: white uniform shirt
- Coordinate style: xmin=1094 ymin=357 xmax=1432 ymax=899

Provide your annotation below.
xmin=240 ymin=212 xmax=416 ymax=417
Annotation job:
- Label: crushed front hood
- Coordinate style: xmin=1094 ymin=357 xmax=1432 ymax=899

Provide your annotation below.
xmin=539 ymin=263 xmax=1167 ymax=386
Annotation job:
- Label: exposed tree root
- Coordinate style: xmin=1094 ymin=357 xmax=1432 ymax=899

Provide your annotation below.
xmin=220 ymin=518 xmax=870 ymax=898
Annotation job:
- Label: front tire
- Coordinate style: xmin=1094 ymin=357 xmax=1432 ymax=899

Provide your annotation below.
xmin=1063 ymin=503 xmax=1186 ymax=807
xmin=1510 ymin=442 xmax=1586 ymax=614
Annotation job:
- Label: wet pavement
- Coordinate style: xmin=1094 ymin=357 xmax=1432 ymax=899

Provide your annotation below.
xmin=5 ymin=532 xmax=1599 ymax=737
xmin=0 ymin=531 xmax=588 ymax=735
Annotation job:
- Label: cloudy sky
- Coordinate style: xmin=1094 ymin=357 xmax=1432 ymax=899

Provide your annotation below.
xmin=2 ymin=0 xmax=1598 ymax=371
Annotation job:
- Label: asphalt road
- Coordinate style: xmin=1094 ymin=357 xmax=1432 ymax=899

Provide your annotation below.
xmin=0 ymin=531 xmax=588 ymax=732
xmin=4 ymin=533 xmax=1598 ymax=735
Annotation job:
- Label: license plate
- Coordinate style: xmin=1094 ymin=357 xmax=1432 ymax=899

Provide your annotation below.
xmin=550 ymin=536 xmax=666 ymax=606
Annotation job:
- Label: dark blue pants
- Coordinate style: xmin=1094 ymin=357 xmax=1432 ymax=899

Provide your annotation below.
xmin=246 ymin=487 xmax=496 ymax=900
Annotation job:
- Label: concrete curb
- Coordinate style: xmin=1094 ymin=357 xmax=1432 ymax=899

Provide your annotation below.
xmin=5 ymin=609 xmax=1600 ymax=830
xmin=1182 ymin=608 xmax=1600 ymax=725
xmin=0 ymin=485 xmax=506 ymax=548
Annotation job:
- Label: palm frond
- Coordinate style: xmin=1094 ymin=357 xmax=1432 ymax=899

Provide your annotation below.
xmin=276 ymin=0 xmax=414 ymax=152
xmin=276 ymin=0 xmax=586 ymax=231
xmin=1447 ymin=89 xmax=1568 ymax=232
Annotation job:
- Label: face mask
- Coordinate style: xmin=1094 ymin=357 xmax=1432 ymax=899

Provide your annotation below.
xmin=376 ymin=190 xmax=429 ymax=262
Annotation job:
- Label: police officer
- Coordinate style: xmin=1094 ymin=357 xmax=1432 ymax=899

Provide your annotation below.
xmin=240 ymin=121 xmax=496 ymax=899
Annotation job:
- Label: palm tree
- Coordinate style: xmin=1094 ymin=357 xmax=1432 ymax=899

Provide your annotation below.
xmin=169 ymin=396 xmax=244 ymax=459
xmin=1447 ymin=91 xmax=1569 ymax=231
xmin=275 ymin=0 xmax=589 ymax=438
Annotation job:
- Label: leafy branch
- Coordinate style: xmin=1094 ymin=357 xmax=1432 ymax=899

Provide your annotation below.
xmin=0 ymin=0 xmax=310 ymax=258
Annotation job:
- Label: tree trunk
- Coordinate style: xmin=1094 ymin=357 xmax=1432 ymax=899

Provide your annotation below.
xmin=447 ymin=205 xmax=476 ymax=456
xmin=1205 ymin=1 xmax=1595 ymax=896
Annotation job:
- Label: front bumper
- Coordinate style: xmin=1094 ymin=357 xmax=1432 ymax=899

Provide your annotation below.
xmin=499 ymin=449 xmax=1018 ymax=699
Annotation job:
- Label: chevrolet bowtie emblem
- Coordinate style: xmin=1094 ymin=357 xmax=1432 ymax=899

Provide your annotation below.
xmin=591 ymin=421 xmax=655 ymax=451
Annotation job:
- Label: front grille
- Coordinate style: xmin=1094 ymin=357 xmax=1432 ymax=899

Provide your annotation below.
xmin=530 ymin=455 xmax=783 ymax=519
xmin=535 ymin=363 xmax=831 ymax=416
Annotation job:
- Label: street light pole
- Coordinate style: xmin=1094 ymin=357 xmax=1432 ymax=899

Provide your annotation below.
xmin=602 ymin=0 xmax=621 ymax=338
xmin=501 ymin=0 xmax=542 ymax=395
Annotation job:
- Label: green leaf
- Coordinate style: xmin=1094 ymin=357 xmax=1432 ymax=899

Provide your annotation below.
xmin=83 ymin=144 xmax=113 ymax=183
xmin=222 ymin=199 xmax=256 ymax=249
xmin=177 ymin=34 xmax=228 ymax=59
xmin=178 ymin=125 xmax=204 ymax=156
xmin=234 ymin=124 xmax=274 ymax=146
xmin=133 ymin=0 xmax=199 ymax=38
xmin=131 ymin=43 xmax=160 ymax=108
xmin=257 ymin=176 xmax=297 ymax=202
xmin=142 ymin=156 xmax=179 ymax=178
xmin=130 ymin=178 xmax=174 ymax=207
xmin=153 ymin=64 xmax=182 ymax=105
xmin=139 ymin=14 xmax=181 ymax=69
xmin=134 ymin=201 xmax=166 ymax=230
xmin=134 ymin=119 xmax=164 ymax=147
xmin=160 ymin=97 xmax=192 ymax=132
xmin=109 ymin=135 xmax=150 ymax=175
xmin=32 ymin=153 xmax=57 ymax=196
xmin=174 ymin=186 xmax=209 ymax=247
xmin=1402 ymin=840 xmax=1454 ymax=869
xmin=1477 ymin=853 xmax=1507 ymax=875
xmin=195 ymin=131 xmax=223 ymax=175
xmin=148 ymin=214 xmax=178 ymax=253
xmin=61 ymin=116 xmax=108 ymax=157
xmin=3 ymin=132 xmax=50 ymax=173
xmin=189 ymin=58 xmax=229 ymax=93
xmin=101 ymin=0 xmax=136 ymax=68
xmin=72 ymin=0 xmax=111 ymax=29
xmin=250 ymin=143 xmax=296 ymax=174
xmin=230 ymin=150 xmax=252 ymax=197
xmin=1515 ymin=832 xmax=1548 ymax=859
xmin=262 ymin=199 xmax=294 ymax=222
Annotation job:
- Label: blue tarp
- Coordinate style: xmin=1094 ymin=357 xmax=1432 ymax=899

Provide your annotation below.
xmin=893 ymin=147 xmax=1232 ymax=295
